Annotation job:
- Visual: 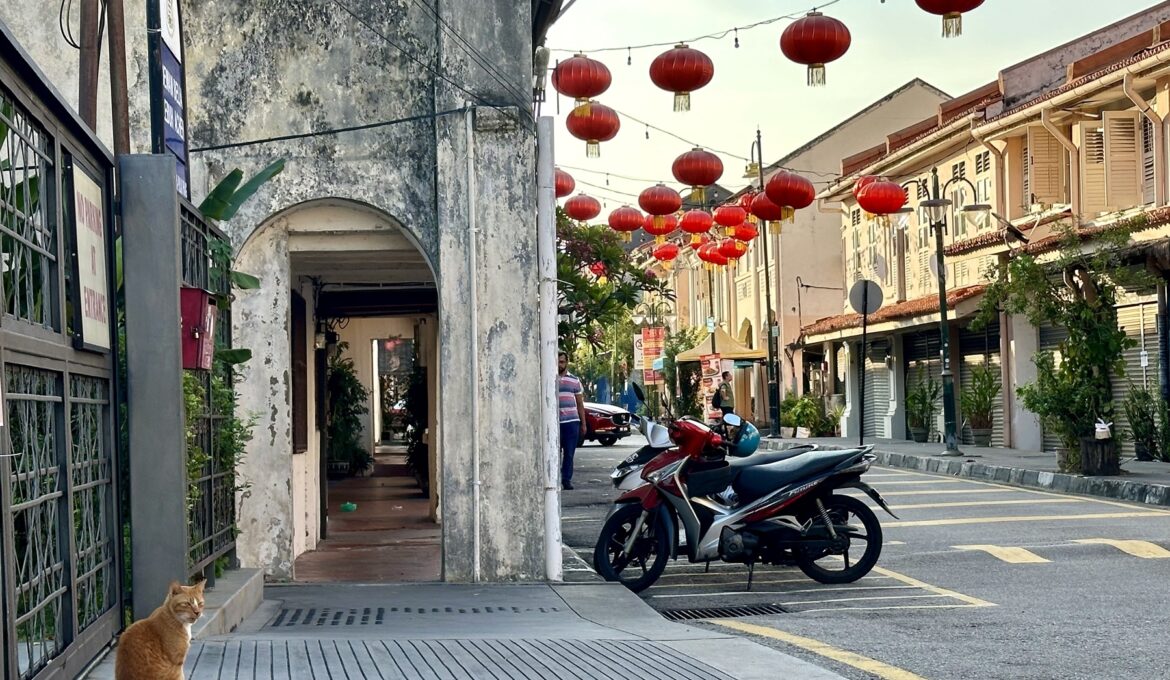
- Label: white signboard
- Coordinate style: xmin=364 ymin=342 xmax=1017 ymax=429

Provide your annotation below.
xmin=74 ymin=169 xmax=111 ymax=350
xmin=160 ymin=0 xmax=183 ymax=62
xmin=633 ymin=333 xmax=645 ymax=370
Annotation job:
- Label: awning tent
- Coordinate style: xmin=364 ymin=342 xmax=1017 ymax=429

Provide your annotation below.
xmin=676 ymin=327 xmax=766 ymax=362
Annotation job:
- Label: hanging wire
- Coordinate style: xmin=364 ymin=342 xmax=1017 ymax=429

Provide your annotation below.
xmin=59 ymin=0 xmax=81 ymax=48
xmin=550 ymin=0 xmax=843 ymax=55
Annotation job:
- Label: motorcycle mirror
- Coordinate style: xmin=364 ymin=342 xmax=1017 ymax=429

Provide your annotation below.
xmin=632 ymin=383 xmax=645 ymax=403
xmin=723 ymin=413 xmax=743 ymax=428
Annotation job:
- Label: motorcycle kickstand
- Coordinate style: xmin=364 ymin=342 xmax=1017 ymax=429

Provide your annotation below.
xmin=704 ymin=561 xmax=711 ymax=574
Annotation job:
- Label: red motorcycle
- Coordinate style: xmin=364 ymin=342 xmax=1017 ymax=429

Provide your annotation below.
xmin=593 ymin=401 xmax=897 ymax=593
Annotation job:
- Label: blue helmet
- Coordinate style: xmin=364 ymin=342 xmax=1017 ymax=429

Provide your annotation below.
xmin=732 ymin=421 xmax=761 ymax=457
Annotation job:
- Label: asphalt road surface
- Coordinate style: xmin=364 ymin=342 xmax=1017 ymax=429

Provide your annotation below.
xmin=562 ymin=439 xmax=1170 ymax=680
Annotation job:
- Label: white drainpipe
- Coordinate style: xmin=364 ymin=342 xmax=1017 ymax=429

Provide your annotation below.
xmin=1123 ymin=72 xmax=1166 ymax=206
xmin=1040 ymin=107 xmax=1080 ymax=217
xmin=465 ymin=105 xmax=482 ymax=582
xmin=536 ymin=117 xmax=563 ymax=581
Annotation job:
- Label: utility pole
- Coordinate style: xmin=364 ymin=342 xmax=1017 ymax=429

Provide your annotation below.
xmin=78 ymin=0 xmax=103 ymax=130
xmin=752 ymin=129 xmax=781 ymax=437
xmin=107 ymin=0 xmax=132 ymax=155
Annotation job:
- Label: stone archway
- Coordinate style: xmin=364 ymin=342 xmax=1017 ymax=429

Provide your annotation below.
xmin=231 ymin=198 xmax=439 ymax=580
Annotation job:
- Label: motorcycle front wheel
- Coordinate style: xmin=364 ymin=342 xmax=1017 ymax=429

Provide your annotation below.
xmin=796 ymin=494 xmax=883 ymax=584
xmin=593 ymin=503 xmax=670 ymax=593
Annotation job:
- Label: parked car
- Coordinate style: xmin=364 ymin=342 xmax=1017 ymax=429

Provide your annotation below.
xmin=583 ymin=402 xmax=633 ymax=446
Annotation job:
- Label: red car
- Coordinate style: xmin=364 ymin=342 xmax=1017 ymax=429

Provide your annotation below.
xmin=584 ymin=402 xmax=633 ymax=447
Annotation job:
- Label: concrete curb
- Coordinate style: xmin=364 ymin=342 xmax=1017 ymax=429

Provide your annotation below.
xmin=761 ymin=440 xmax=1170 ymax=507
xmin=192 ymin=568 xmax=265 ymax=639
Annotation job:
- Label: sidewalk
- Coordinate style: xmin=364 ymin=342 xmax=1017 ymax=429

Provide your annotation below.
xmin=762 ymin=436 xmax=1170 ymax=506
xmin=83 ymin=580 xmax=846 ymax=679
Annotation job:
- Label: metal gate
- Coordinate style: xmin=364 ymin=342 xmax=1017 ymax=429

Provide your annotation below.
xmin=1 ymin=35 xmax=120 ymax=680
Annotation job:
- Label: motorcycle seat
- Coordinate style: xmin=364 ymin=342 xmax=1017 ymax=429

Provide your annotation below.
xmin=686 ymin=446 xmax=818 ymax=498
xmin=733 ymin=449 xmax=864 ymax=503
xmin=728 ymin=445 xmax=815 ymax=468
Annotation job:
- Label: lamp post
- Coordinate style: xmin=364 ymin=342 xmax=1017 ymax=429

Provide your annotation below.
xmin=748 ymin=129 xmax=781 ymax=438
xmin=901 ymin=167 xmax=990 ymax=455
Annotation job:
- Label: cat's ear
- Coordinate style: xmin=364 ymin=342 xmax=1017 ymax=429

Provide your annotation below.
xmin=192 ymin=580 xmax=206 ymax=593
xmin=168 ymin=581 xmax=184 ymax=596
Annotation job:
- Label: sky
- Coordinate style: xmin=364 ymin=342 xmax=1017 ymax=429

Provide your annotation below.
xmin=543 ymin=0 xmax=1165 ymax=209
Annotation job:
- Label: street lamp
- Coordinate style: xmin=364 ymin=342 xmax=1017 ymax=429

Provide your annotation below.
xmin=900 ymin=167 xmax=990 ymax=456
xmin=632 ymin=299 xmax=676 ymax=329
xmin=750 ymin=129 xmax=781 ymax=438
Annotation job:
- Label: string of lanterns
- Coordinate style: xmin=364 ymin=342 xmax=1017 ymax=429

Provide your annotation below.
xmin=555 ymin=1 xmax=984 ymax=278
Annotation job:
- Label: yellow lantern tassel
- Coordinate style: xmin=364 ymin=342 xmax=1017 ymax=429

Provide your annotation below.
xmin=653 ymin=215 xmax=665 ymax=229
xmin=655 ymin=235 xmax=666 ymax=245
xmin=574 ymin=98 xmax=593 ymax=116
xmin=690 ymin=234 xmax=701 ymax=245
xmin=586 ymin=140 xmax=600 ymax=158
xmin=674 ymin=91 xmax=691 ymax=112
xmin=807 ymin=64 xmax=826 ymax=87
xmin=942 ymin=12 xmax=963 ymax=38
xmin=598 ymin=275 xmax=607 ymax=285
xmin=691 ymin=186 xmax=705 ymax=203
xmin=782 ymin=206 xmax=795 ymax=222
xmin=769 ymin=221 xmax=781 ymax=235
xmin=622 ymin=232 xmax=632 ymax=243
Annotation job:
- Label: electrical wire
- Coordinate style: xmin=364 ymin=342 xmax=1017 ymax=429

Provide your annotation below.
xmin=549 ymin=0 xmax=843 ymax=55
xmin=407 ymin=0 xmax=535 ymax=115
xmin=190 ymin=108 xmax=469 ymax=153
xmin=328 ymin=0 xmax=533 ymax=127
xmin=59 ymin=0 xmax=80 ymax=48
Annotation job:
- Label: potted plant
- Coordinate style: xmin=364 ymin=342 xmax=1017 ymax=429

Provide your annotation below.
xmin=961 ymin=363 xmax=1001 ymax=447
xmin=905 ymin=367 xmax=940 ymax=443
xmin=1123 ymin=385 xmax=1159 ymax=462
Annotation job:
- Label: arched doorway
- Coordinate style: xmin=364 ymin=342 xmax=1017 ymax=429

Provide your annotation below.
xmin=231 ymin=198 xmax=441 ymax=582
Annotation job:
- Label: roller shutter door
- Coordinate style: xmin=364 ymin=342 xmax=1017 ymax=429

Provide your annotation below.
xmin=1038 ymin=323 xmax=1069 ymax=452
xmin=958 ymin=321 xmax=1004 ymax=446
xmin=861 ymin=340 xmax=890 ymax=440
xmin=904 ymin=331 xmax=944 ymax=441
xmin=1110 ymin=301 xmax=1160 ymax=456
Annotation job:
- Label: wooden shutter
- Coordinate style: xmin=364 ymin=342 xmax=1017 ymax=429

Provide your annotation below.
xmin=291 ymin=291 xmax=308 ymax=453
xmin=1104 ymin=110 xmax=1142 ymax=210
xmin=1078 ymin=122 xmax=1107 ymax=216
xmin=1142 ymin=115 xmax=1156 ymax=205
xmin=1027 ymin=126 xmax=1064 ymax=206
xmin=1020 ymin=139 xmax=1030 ymax=210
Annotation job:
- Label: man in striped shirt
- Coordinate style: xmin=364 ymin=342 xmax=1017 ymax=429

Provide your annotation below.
xmin=558 ymin=351 xmax=587 ymax=490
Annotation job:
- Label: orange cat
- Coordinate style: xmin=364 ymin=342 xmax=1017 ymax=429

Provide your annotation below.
xmin=115 ymin=580 xmax=205 ymax=680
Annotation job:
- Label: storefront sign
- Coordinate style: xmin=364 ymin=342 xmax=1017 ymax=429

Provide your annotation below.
xmin=72 ymin=167 xmax=111 ymax=351
xmin=700 ymin=353 xmax=721 ymax=421
xmin=633 ymin=334 xmax=645 ymax=370
xmin=642 ymin=327 xmax=665 ymax=385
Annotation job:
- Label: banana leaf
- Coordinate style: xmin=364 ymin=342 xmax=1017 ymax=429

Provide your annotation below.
xmin=198 ymin=158 xmax=285 ymax=221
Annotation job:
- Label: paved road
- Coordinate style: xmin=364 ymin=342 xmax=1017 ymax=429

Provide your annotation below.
xmin=563 ymin=440 xmax=1170 ymax=679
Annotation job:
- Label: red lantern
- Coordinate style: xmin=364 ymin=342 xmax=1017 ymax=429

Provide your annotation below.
xmin=689 ymin=232 xmax=711 ymax=251
xmin=698 ymin=241 xmax=726 ymax=269
xmin=639 ymin=184 xmax=683 ymax=242
xmin=679 ymin=209 xmax=714 ymax=245
xmin=780 ymin=11 xmax=851 ymax=86
xmin=713 ymin=204 xmax=747 ymax=233
xmin=765 ymin=171 xmax=816 ymax=210
xmin=607 ymin=205 xmax=643 ymax=241
xmin=589 ymin=261 xmax=608 ymax=284
xmin=552 ymin=53 xmax=612 ymax=108
xmin=734 ymin=223 xmax=759 ymax=242
xmin=564 ymin=194 xmax=601 ymax=222
xmin=750 ymin=193 xmax=786 ymax=223
xmin=856 ymin=180 xmax=908 ymax=215
xmin=643 ymin=212 xmax=678 ymax=242
xmin=915 ymin=0 xmax=984 ymax=37
xmin=566 ymin=102 xmax=620 ymax=157
xmin=737 ymin=191 xmax=758 ymax=224
xmin=852 ymin=175 xmax=879 ymax=200
xmin=652 ymin=242 xmax=680 ymax=267
xmin=672 ymin=148 xmax=724 ymax=203
xmin=649 ymin=43 xmax=715 ymax=112
xmin=555 ymin=168 xmax=575 ymax=199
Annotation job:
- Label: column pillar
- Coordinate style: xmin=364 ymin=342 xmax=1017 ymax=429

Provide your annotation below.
xmin=1008 ymin=313 xmax=1042 ymax=450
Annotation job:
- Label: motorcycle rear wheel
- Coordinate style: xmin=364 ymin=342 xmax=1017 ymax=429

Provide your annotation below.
xmin=593 ymin=504 xmax=671 ymax=593
xmin=796 ymin=494 xmax=882 ymax=584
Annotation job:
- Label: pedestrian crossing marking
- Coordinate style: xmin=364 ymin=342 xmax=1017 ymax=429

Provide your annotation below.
xmin=711 ymin=620 xmax=929 ymax=680
xmin=953 ymin=544 xmax=1050 ymax=564
xmin=1073 ymin=538 xmax=1170 ymax=558
xmin=885 ymin=511 xmax=1164 ymax=528
xmin=870 ymin=565 xmax=996 ymax=607
xmin=888 ymin=498 xmax=1080 ymax=510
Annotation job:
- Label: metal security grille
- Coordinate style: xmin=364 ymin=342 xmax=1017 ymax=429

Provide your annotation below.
xmin=179 ymin=204 xmax=237 ymax=581
xmin=660 ymin=604 xmax=789 ymax=620
xmin=0 ymin=51 xmax=121 ymax=680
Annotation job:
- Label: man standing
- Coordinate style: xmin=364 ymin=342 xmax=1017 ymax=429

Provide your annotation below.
xmin=558 ymin=351 xmax=587 ymax=490
xmin=717 ymin=371 xmax=735 ymax=416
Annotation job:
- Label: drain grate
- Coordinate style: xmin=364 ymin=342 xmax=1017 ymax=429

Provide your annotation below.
xmin=271 ymin=606 xmax=563 ymax=627
xmin=659 ymin=603 xmax=788 ymax=621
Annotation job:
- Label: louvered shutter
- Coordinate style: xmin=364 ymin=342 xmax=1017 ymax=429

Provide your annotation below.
xmin=1110 ymin=301 xmax=1160 ymax=457
xmin=1020 ymin=139 xmax=1030 ymax=210
xmin=1078 ymin=122 xmax=1107 ymax=216
xmin=904 ymin=332 xmax=944 ymax=441
xmin=1104 ymin=110 xmax=1142 ymax=210
xmin=1027 ymin=126 xmax=1065 ymax=206
xmin=958 ymin=320 xmax=1003 ymax=447
xmin=863 ymin=346 xmax=890 ymax=440
xmin=1142 ymin=115 xmax=1156 ymax=205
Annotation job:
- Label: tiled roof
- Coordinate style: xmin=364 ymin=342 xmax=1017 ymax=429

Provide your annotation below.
xmin=983 ymin=41 xmax=1170 ymax=126
xmin=801 ymin=285 xmax=987 ymax=338
xmin=943 ymin=209 xmax=1073 ymax=257
xmin=1023 ymin=205 xmax=1170 ymax=255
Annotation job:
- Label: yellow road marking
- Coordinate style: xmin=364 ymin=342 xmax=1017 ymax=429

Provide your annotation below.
xmin=885 ymin=512 xmax=1164 ymax=528
xmin=711 ymin=620 xmax=928 ymax=680
xmin=953 ymin=544 xmax=1051 ymax=563
xmin=870 ymin=565 xmax=996 ymax=607
xmin=888 ymin=498 xmax=1079 ymax=510
xmin=1074 ymin=538 xmax=1170 ymax=558
xmin=795 ymin=603 xmax=987 ymax=614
